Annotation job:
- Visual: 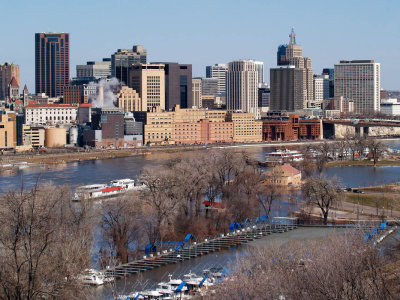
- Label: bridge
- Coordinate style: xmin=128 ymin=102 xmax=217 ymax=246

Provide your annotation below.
xmin=323 ymin=119 xmax=400 ymax=139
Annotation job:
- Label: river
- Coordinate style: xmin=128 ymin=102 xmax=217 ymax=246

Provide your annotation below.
xmin=2 ymin=139 xmax=400 ymax=191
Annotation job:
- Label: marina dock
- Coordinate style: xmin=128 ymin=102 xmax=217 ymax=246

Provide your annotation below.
xmin=103 ymin=222 xmax=297 ymax=279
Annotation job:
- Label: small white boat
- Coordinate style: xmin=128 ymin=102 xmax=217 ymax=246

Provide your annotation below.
xmin=141 ymin=290 xmax=163 ymax=298
xmin=156 ymin=282 xmax=175 ymax=296
xmin=76 ymin=269 xmax=114 ymax=286
xmin=167 ymin=274 xmax=188 ymax=293
xmin=77 ymin=273 xmax=104 ymax=285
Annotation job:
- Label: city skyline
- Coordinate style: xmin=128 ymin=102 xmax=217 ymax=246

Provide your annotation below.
xmin=0 ymin=0 xmax=399 ymax=91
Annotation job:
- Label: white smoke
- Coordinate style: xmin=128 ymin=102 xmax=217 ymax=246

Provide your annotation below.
xmin=89 ymin=78 xmax=121 ymax=108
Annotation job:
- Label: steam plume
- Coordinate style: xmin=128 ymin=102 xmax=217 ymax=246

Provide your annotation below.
xmin=89 ymin=78 xmax=120 ymax=108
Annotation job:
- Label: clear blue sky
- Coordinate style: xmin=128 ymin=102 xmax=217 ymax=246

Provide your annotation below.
xmin=1 ymin=0 xmax=399 ymax=91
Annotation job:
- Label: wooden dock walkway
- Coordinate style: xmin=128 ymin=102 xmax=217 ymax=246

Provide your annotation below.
xmin=103 ymin=223 xmax=297 ymax=279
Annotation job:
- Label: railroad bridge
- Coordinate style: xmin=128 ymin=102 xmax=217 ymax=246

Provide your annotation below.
xmin=323 ymin=119 xmax=400 ymax=139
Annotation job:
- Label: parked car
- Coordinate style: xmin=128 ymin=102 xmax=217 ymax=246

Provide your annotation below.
xmin=353 ymin=189 xmax=364 ymax=194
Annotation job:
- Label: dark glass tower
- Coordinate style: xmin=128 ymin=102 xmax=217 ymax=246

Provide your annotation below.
xmin=35 ymin=33 xmax=70 ymax=97
xmin=153 ymin=62 xmax=192 ymax=109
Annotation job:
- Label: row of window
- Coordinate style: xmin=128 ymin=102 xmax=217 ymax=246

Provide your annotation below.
xmin=29 ymin=115 xmax=74 ymax=121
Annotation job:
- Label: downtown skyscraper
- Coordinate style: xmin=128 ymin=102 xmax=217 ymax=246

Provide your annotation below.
xmin=206 ymin=64 xmax=228 ymax=96
xmin=270 ymin=29 xmax=314 ymax=111
xmin=226 ymin=60 xmax=258 ymax=118
xmin=334 ymin=60 xmax=380 ymax=114
xmin=111 ymin=45 xmax=147 ymax=85
xmin=35 ymin=33 xmax=70 ymax=97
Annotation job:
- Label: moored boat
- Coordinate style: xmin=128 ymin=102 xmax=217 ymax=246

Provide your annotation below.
xmin=265 ymin=149 xmax=303 ymax=163
xmin=73 ymin=178 xmax=146 ymax=201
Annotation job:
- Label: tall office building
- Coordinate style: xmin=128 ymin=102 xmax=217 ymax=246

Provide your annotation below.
xmin=76 ymin=59 xmax=111 ymax=79
xmin=201 ymin=78 xmax=219 ymax=96
xmin=0 ymin=63 xmax=20 ymax=100
xmin=192 ymin=78 xmax=202 ymax=108
xmin=322 ymin=68 xmax=335 ymax=98
xmin=272 ymin=29 xmax=314 ymax=109
xmin=253 ymin=61 xmax=264 ymax=86
xmin=129 ymin=64 xmax=165 ymax=111
xmin=111 ymin=45 xmax=147 ymax=85
xmin=35 ymin=33 xmax=70 ymax=97
xmin=313 ymin=74 xmax=330 ymax=102
xmin=270 ymin=66 xmax=305 ymax=111
xmin=226 ymin=60 xmax=258 ymax=118
xmin=334 ymin=60 xmax=381 ymax=114
xmin=206 ymin=64 xmax=227 ymax=96
xmin=258 ymin=83 xmax=270 ymax=109
xmin=152 ymin=62 xmax=192 ymax=109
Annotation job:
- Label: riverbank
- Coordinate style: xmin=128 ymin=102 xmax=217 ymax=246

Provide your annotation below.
xmin=295 ymin=184 xmax=400 ymax=222
xmin=0 ymin=139 xmax=326 ymax=166
xmin=0 ymin=145 xmax=206 ymax=165
xmin=328 ymin=159 xmax=400 ymax=167
xmin=3 ymin=137 xmax=400 ymax=167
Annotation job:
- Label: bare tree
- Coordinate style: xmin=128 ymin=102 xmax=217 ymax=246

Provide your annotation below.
xmin=139 ymin=168 xmax=182 ymax=242
xmin=261 ymin=169 xmax=283 ymax=215
xmin=99 ymin=195 xmax=142 ymax=265
xmin=302 ymin=177 xmax=343 ymax=224
xmin=334 ymin=139 xmax=348 ymax=160
xmin=344 ymin=132 xmax=358 ymax=160
xmin=366 ymin=138 xmax=387 ymax=167
xmin=0 ymin=184 xmax=92 ymax=300
xmin=200 ymin=231 xmax=394 ymax=300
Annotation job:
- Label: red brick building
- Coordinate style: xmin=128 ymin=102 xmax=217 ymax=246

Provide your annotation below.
xmin=262 ymin=115 xmax=321 ymax=141
xmin=173 ymin=119 xmax=233 ymax=145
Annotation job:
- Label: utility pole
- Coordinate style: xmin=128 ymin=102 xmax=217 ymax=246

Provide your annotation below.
xmin=204 ymin=109 xmax=207 ymax=147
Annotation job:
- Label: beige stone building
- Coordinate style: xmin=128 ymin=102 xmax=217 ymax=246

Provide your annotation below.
xmin=117 ymin=86 xmax=141 ymax=112
xmin=145 ymin=105 xmax=227 ymax=145
xmin=145 ymin=106 xmax=262 ymax=145
xmin=0 ymin=110 xmax=16 ymax=148
xmin=145 ymin=108 xmax=174 ymax=145
xmin=173 ymin=105 xmax=226 ymax=123
xmin=129 ymin=64 xmax=165 ymax=111
xmin=265 ymin=163 xmax=302 ymax=186
xmin=229 ymin=112 xmax=262 ymax=143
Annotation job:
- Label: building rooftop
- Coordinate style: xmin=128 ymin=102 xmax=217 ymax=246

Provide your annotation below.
xmin=279 ymin=163 xmax=301 ymax=175
xmin=9 ymin=77 xmax=19 ymax=87
xmin=339 ymin=60 xmax=375 ymax=64
xmin=79 ymin=103 xmax=92 ymax=108
xmin=25 ymin=104 xmax=77 ymax=108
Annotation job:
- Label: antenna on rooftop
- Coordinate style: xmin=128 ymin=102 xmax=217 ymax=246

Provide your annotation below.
xmin=289 ymin=27 xmax=296 ymax=45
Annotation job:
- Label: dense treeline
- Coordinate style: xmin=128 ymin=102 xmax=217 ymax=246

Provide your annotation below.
xmin=98 ymin=151 xmax=287 ymax=265
xmin=198 ymin=231 xmax=400 ymax=300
